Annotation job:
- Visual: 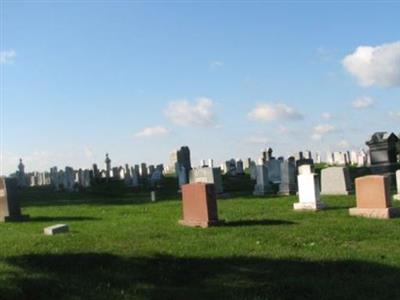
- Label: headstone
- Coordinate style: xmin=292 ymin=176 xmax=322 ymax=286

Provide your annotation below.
xmin=130 ymin=167 xmax=140 ymax=187
xmin=179 ymin=183 xmax=223 ymax=228
xmin=140 ymin=163 xmax=148 ymax=178
xmin=249 ymin=162 xmax=257 ymax=180
xmin=189 ymin=167 xmax=223 ymax=194
xmin=357 ymin=150 xmax=368 ymax=167
xmin=150 ymin=191 xmax=156 ymax=202
xmin=349 ymin=175 xmax=400 ymax=219
xmin=150 ymin=169 xmax=163 ymax=186
xmin=393 ymin=170 xmax=400 ymax=201
xmin=44 ymin=224 xmax=69 ymax=235
xmin=17 ymin=159 xmax=27 ymax=187
xmin=253 ymin=165 xmax=271 ymax=196
xmin=366 ymin=132 xmax=399 ymax=174
xmin=0 ymin=177 xmax=29 ymax=222
xmin=279 ymin=160 xmax=297 ymax=195
xmin=105 ymin=153 xmax=112 ymax=179
xmin=236 ymin=160 xmax=244 ymax=174
xmin=208 ymin=159 xmax=214 ymax=168
xmin=293 ymin=166 xmax=325 ymax=211
xmin=177 ymin=146 xmax=192 ymax=177
xmin=177 ymin=164 xmax=188 ymax=188
xmin=320 ymin=167 xmax=352 ymax=195
xmin=266 ymin=159 xmax=282 ymax=183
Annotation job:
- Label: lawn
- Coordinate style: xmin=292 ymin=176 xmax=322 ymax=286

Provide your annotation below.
xmin=1 ymin=187 xmax=400 ymax=300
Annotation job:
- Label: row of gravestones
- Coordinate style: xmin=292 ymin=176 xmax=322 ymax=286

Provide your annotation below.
xmin=179 ymin=171 xmax=400 ymax=228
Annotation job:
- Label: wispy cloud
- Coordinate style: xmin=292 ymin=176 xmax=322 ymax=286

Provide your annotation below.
xmin=165 ymin=97 xmax=216 ymax=127
xmin=248 ymin=103 xmax=303 ymax=122
xmin=0 ymin=49 xmax=16 ymax=64
xmin=311 ymin=124 xmax=336 ymax=140
xmin=209 ymin=60 xmax=224 ymax=69
xmin=352 ymin=96 xmax=374 ymax=109
xmin=135 ymin=126 xmax=170 ymax=138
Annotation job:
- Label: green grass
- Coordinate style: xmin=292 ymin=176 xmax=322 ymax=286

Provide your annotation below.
xmin=1 ymin=187 xmax=400 ymax=300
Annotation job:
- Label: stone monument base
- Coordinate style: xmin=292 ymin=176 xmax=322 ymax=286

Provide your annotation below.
xmin=1 ymin=215 xmax=30 ymax=222
xmin=179 ymin=219 xmax=224 ymax=228
xmin=293 ymin=202 xmax=326 ymax=211
xmin=349 ymin=207 xmax=400 ymax=219
xmin=321 ymin=191 xmax=351 ymax=196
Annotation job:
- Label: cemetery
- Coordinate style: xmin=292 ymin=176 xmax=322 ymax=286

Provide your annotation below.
xmin=0 ymin=133 xmax=400 ymax=299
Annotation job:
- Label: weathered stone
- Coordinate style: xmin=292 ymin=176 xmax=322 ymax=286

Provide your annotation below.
xmin=350 ymin=175 xmax=400 ymax=219
xmin=279 ymin=160 xmax=297 ymax=195
xmin=321 ymin=167 xmax=352 ymax=195
xmin=294 ymin=169 xmax=325 ymax=211
xmin=253 ymin=165 xmax=271 ymax=196
xmin=189 ymin=167 xmax=223 ymax=194
xmin=179 ymin=183 xmax=222 ymax=228
xmin=44 ymin=224 xmax=69 ymax=235
xmin=0 ymin=177 xmax=29 ymax=222
xmin=393 ymin=170 xmax=400 ymax=200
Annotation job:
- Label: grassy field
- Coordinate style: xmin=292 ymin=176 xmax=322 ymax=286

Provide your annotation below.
xmin=1 ymin=187 xmax=400 ymax=300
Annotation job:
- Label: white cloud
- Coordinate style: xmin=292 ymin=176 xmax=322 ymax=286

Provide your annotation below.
xmin=248 ymin=103 xmax=303 ymax=122
xmin=338 ymin=139 xmax=350 ymax=148
xmin=342 ymin=41 xmax=400 ymax=87
xmin=165 ymin=98 xmax=216 ymax=127
xmin=210 ymin=61 xmax=223 ymax=69
xmin=135 ymin=126 xmax=170 ymax=138
xmin=311 ymin=124 xmax=336 ymax=140
xmin=0 ymin=49 xmax=16 ymax=64
xmin=244 ymin=135 xmax=269 ymax=145
xmin=321 ymin=112 xmax=332 ymax=120
xmin=389 ymin=111 xmax=400 ymax=120
xmin=352 ymin=96 xmax=374 ymax=109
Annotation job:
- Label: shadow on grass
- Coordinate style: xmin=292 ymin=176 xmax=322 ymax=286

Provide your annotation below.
xmin=223 ymin=219 xmax=296 ymax=227
xmin=1 ymin=253 xmax=400 ymax=300
xmin=27 ymin=216 xmax=101 ymax=222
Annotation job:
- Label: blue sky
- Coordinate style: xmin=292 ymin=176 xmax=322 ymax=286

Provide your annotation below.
xmin=1 ymin=1 xmax=400 ymax=174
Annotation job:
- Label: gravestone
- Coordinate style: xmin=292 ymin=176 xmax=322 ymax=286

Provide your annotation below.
xmin=266 ymin=159 xmax=282 ymax=183
xmin=366 ymin=132 xmax=399 ymax=174
xmin=105 ymin=153 xmax=112 ymax=179
xmin=0 ymin=177 xmax=29 ymax=222
xmin=189 ymin=167 xmax=223 ymax=194
xmin=293 ymin=166 xmax=325 ymax=211
xmin=177 ymin=164 xmax=188 ymax=189
xmin=349 ymin=175 xmax=400 ymax=219
xmin=279 ymin=160 xmax=297 ymax=195
xmin=321 ymin=167 xmax=352 ymax=195
xmin=253 ymin=165 xmax=271 ymax=196
xmin=393 ymin=170 xmax=400 ymax=201
xmin=44 ymin=224 xmax=69 ymax=235
xmin=140 ymin=163 xmax=148 ymax=177
xmin=249 ymin=162 xmax=257 ymax=180
xmin=179 ymin=183 xmax=222 ymax=228
xmin=236 ymin=160 xmax=244 ymax=174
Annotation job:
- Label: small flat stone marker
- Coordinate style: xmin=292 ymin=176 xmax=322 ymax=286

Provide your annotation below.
xmin=150 ymin=191 xmax=156 ymax=202
xmin=44 ymin=224 xmax=69 ymax=235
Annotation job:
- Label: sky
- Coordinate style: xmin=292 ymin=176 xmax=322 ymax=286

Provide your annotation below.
xmin=1 ymin=1 xmax=400 ymax=175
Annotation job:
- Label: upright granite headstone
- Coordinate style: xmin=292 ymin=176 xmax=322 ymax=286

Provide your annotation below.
xmin=179 ymin=183 xmax=222 ymax=228
xmin=0 ymin=177 xmax=29 ymax=222
xmin=189 ymin=167 xmax=223 ymax=194
xmin=294 ymin=165 xmax=325 ymax=211
xmin=253 ymin=165 xmax=271 ymax=196
xmin=366 ymin=132 xmax=399 ymax=174
xmin=320 ymin=167 xmax=352 ymax=195
xmin=279 ymin=160 xmax=296 ymax=195
xmin=266 ymin=158 xmax=282 ymax=183
xmin=393 ymin=170 xmax=400 ymax=201
xmin=349 ymin=175 xmax=400 ymax=219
